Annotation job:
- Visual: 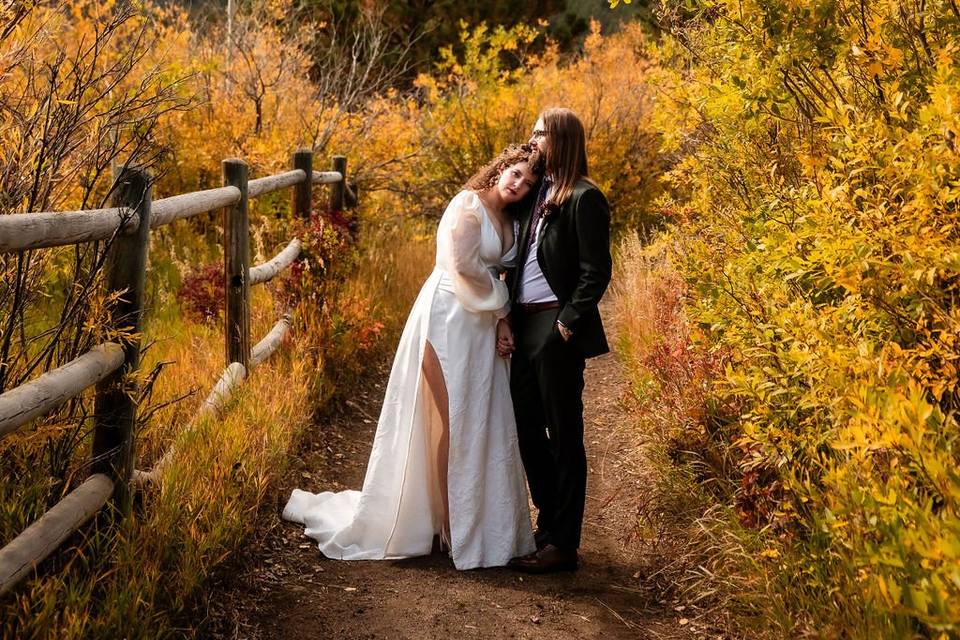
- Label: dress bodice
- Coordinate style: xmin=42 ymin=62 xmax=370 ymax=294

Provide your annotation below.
xmin=437 ymin=191 xmax=518 ymax=267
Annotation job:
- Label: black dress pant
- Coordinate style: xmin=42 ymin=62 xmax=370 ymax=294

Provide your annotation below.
xmin=510 ymin=308 xmax=587 ymax=551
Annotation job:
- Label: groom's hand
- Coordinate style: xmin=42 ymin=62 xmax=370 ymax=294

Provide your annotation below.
xmin=496 ymin=318 xmax=515 ymax=358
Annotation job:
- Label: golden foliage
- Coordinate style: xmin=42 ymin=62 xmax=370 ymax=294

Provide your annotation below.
xmin=613 ymin=0 xmax=960 ymax=634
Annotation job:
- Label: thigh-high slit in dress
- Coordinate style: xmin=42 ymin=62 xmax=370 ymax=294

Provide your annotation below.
xmin=283 ymin=190 xmax=535 ymax=569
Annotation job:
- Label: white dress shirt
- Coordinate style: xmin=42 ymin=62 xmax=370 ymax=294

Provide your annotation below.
xmin=517 ymin=202 xmax=558 ymax=304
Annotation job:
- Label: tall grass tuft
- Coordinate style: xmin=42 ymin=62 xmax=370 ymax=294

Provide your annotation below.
xmin=611 ymin=235 xmax=729 ymax=478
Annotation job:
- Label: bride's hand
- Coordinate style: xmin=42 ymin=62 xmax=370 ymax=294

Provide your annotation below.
xmin=496 ymin=318 xmax=514 ymax=358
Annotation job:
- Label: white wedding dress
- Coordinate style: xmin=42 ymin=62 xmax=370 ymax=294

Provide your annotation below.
xmin=283 ymin=190 xmax=536 ymax=569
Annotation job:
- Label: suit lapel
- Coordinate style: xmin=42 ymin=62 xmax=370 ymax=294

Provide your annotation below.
xmin=536 ymin=194 xmax=568 ymax=262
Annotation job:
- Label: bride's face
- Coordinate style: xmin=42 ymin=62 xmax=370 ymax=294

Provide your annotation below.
xmin=496 ymin=161 xmax=537 ymax=204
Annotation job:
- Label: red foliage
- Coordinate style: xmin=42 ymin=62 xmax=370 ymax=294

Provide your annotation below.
xmin=356 ymin=319 xmax=384 ymax=351
xmin=638 ymin=266 xmax=724 ymax=420
xmin=276 ymin=208 xmax=357 ymax=308
xmin=178 ymin=261 xmax=224 ymax=324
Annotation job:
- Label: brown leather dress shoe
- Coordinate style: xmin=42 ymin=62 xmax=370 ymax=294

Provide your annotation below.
xmin=508 ymin=544 xmax=578 ymax=574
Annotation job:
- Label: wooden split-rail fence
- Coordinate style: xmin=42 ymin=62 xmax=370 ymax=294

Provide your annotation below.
xmin=0 ymin=149 xmax=356 ymax=597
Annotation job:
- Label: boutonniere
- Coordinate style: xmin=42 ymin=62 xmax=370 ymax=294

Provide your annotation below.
xmin=539 ymin=201 xmax=561 ymax=219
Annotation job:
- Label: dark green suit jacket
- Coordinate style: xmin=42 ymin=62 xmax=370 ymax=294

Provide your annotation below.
xmin=509 ymin=177 xmax=612 ymax=358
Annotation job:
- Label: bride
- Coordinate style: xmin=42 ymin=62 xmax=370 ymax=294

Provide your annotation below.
xmin=283 ymin=144 xmax=543 ymax=569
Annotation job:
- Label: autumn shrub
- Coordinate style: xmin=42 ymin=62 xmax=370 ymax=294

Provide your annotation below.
xmin=611 ymin=0 xmax=960 ymax=635
xmin=0 ymin=0 xmax=185 ymax=395
xmin=408 ymin=19 xmax=664 ymax=232
xmin=178 ymin=261 xmax=224 ymax=323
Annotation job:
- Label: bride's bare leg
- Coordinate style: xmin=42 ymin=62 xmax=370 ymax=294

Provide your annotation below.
xmin=421 ymin=342 xmax=450 ymax=544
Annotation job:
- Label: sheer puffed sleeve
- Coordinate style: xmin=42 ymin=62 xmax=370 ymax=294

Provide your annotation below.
xmin=444 ymin=191 xmax=509 ymax=318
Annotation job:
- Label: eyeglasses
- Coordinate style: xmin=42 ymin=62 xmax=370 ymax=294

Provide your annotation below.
xmin=531 ymin=129 xmax=548 ymax=139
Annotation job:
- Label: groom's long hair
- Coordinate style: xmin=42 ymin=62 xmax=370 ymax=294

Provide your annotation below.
xmin=539 ymin=107 xmax=595 ymax=207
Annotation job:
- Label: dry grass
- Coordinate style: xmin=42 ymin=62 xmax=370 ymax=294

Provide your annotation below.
xmin=611 ymin=235 xmax=711 ymax=441
xmin=1 ymin=280 xmax=313 ymax=638
xmin=0 ymin=214 xmax=430 ymax=638
xmin=350 ymin=217 xmax=436 ymax=341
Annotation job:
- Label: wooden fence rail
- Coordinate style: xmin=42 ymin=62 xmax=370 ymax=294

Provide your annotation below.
xmin=0 ymin=475 xmax=114 ymax=598
xmin=0 ymin=343 xmax=124 ymax=438
xmin=250 ymin=314 xmax=293 ymax=369
xmin=0 ymin=147 xmax=354 ymax=598
xmin=250 ymin=239 xmax=301 ymax=285
xmin=0 ymin=171 xmax=347 ymax=253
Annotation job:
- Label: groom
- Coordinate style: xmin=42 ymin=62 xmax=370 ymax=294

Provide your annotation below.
xmin=501 ymin=107 xmax=612 ymax=573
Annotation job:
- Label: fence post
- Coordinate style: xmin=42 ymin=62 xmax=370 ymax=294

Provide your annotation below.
xmin=223 ymin=159 xmax=250 ymax=370
xmin=330 ymin=155 xmax=346 ymax=213
xmin=92 ymin=166 xmax=151 ymax=514
xmin=293 ymin=148 xmax=313 ymax=219
xmin=345 ymin=179 xmax=359 ymax=209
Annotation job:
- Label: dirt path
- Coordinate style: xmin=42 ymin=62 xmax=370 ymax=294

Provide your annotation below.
xmin=193 ymin=330 xmax=725 ymax=639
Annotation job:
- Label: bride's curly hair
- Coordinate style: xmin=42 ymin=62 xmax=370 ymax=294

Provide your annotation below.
xmin=463 ymin=143 xmax=544 ymax=195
